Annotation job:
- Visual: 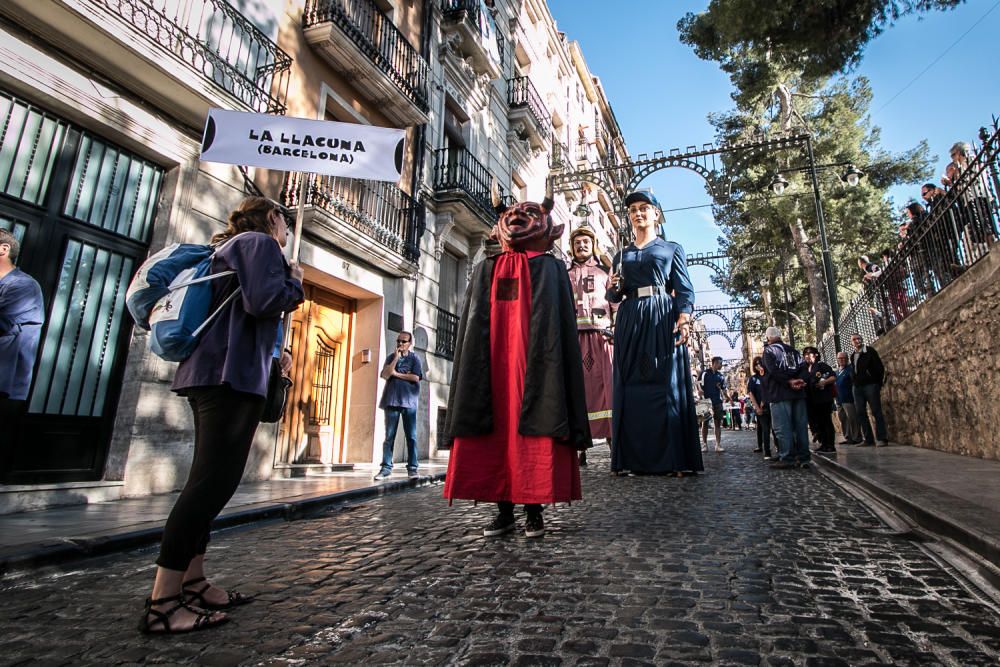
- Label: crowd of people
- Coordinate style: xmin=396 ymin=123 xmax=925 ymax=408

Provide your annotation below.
xmin=858 ymin=140 xmax=998 ymax=327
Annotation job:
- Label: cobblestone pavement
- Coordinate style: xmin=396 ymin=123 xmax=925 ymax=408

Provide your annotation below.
xmin=2 ymin=431 xmax=999 ymax=666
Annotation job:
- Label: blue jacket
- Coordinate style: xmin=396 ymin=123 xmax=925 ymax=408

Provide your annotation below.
xmin=0 ymin=268 xmax=45 ymax=400
xmin=172 ymin=233 xmax=304 ymax=398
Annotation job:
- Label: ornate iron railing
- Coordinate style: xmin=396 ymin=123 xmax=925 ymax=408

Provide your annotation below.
xmin=303 ymin=0 xmax=429 ymax=113
xmin=284 ymin=173 xmax=422 ymax=261
xmin=550 ymin=140 xmax=570 ymax=169
xmin=834 ymin=120 xmax=1000 ymax=350
xmin=507 ymin=76 xmax=550 ymax=139
xmin=98 ymin=0 xmax=291 ymax=113
xmin=432 ymin=147 xmax=500 ymax=222
xmin=435 ymin=306 xmax=459 ymax=360
xmin=440 ymin=0 xmax=505 ymax=68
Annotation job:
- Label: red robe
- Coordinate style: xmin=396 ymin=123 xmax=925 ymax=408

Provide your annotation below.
xmin=444 ymin=251 xmax=583 ymax=504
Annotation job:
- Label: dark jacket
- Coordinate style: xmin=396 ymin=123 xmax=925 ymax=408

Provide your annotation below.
xmin=805 ymin=361 xmax=836 ymax=404
xmin=173 ymin=233 xmax=304 ymax=398
xmin=762 ymin=341 xmax=806 ymax=403
xmin=446 ymin=252 xmax=591 ymax=450
xmin=0 ymin=268 xmax=45 ymax=400
xmin=851 ymin=345 xmax=885 ymax=387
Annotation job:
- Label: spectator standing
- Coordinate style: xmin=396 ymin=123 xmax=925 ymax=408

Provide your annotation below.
xmin=802 ymin=346 xmax=836 ymax=454
xmin=834 ymin=351 xmax=862 ymax=444
xmin=0 ymin=229 xmax=45 ymax=470
xmin=143 ymin=197 xmax=305 ymax=634
xmin=729 ymin=392 xmax=743 ymax=431
xmin=943 ymin=141 xmax=996 ymax=258
xmin=850 ymin=334 xmax=889 ymax=448
xmin=747 ymin=356 xmax=773 ymax=459
xmin=700 ymin=356 xmax=726 ymax=453
xmin=374 ymin=331 xmax=425 ymax=480
xmin=921 ymin=183 xmax=962 ymax=284
xmin=761 ymin=327 xmax=811 ymax=469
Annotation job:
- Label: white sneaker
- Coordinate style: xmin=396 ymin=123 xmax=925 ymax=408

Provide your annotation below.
xmin=715 ymin=446 xmax=725 ymax=453
xmin=701 ymin=443 xmax=708 ymax=452
xmin=373 ymin=470 xmax=391 ymax=481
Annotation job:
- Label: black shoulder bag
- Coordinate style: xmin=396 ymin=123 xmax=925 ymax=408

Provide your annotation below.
xmin=261 ymin=357 xmax=292 ymax=424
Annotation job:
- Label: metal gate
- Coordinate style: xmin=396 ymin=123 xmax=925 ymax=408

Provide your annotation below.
xmin=0 ymin=90 xmax=162 ymax=483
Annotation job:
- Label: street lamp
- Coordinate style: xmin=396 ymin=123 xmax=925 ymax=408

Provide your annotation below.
xmin=842 ymin=164 xmax=864 ymax=187
xmin=769 ymin=173 xmax=789 ymax=195
xmin=573 ymin=201 xmax=591 ymax=219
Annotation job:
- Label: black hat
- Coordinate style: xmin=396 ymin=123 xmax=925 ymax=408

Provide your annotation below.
xmin=624 ymin=190 xmax=661 ymax=208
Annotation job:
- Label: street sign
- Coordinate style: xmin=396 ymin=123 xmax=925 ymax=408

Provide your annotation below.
xmin=200 ymin=108 xmax=406 ymax=182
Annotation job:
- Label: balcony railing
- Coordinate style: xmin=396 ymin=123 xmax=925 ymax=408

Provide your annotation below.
xmin=98 ymin=0 xmax=291 ymax=113
xmin=303 ymin=0 xmax=429 ymax=113
xmin=508 ymin=76 xmax=550 ymax=140
xmin=435 ymin=306 xmax=459 ymax=360
xmin=550 ymin=141 xmax=570 ymax=169
xmin=441 ymin=0 xmax=505 ymax=68
xmin=828 ymin=120 xmax=1000 ymax=354
xmin=284 ymin=172 xmax=422 ymax=262
xmin=432 ymin=147 xmax=498 ymax=222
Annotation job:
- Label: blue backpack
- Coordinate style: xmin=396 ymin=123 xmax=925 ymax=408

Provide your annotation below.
xmin=126 ymin=238 xmax=242 ymax=362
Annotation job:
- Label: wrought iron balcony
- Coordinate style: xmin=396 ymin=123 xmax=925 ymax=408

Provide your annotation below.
xmin=303 ymin=0 xmax=430 ymax=125
xmin=435 ymin=306 xmax=459 ymax=360
xmin=440 ymin=0 xmax=504 ymax=79
xmin=432 ymin=147 xmax=499 ymax=228
xmin=93 ymin=0 xmax=291 ymax=114
xmin=284 ymin=173 xmax=423 ymax=274
xmin=507 ymin=76 xmax=551 ymax=149
xmin=549 ymin=141 xmax=570 ymax=169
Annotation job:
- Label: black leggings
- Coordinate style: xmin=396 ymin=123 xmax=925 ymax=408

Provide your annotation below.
xmin=157 ymin=386 xmax=264 ymax=571
xmin=756 ymin=411 xmax=772 ymax=457
xmin=498 ymin=502 xmax=542 ymax=516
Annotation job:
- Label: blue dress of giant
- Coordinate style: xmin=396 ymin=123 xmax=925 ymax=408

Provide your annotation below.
xmin=609 ymin=238 xmax=703 ymax=474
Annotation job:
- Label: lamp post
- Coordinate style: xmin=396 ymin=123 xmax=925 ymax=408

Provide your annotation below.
xmin=768 ymin=149 xmax=865 ymax=352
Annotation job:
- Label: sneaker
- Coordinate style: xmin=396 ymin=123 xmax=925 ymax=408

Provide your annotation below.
xmin=813 ymin=446 xmax=836 ymax=453
xmin=714 ymin=446 xmax=725 ymax=453
xmin=770 ymin=460 xmax=795 ymax=469
xmin=752 ymin=448 xmax=762 ymax=453
xmin=798 ymin=461 xmax=812 ymax=469
xmin=373 ymin=470 xmax=391 ymax=481
xmin=524 ymin=513 xmax=545 ymax=538
xmin=876 ymin=440 xmax=889 ymax=448
xmin=763 ymin=455 xmax=774 ymax=461
xmin=701 ymin=443 xmax=708 ymax=452
xmin=483 ymin=513 xmax=516 ymax=537
xmin=407 ymin=469 xmax=419 ymax=478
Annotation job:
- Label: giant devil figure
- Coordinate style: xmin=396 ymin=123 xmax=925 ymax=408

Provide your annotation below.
xmin=444 ymin=184 xmax=591 ymax=539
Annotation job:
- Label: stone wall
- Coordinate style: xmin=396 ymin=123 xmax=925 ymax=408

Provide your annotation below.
xmin=876 ymin=246 xmax=1000 ymax=460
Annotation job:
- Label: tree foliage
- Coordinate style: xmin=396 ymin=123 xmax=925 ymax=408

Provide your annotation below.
xmin=678 ymin=0 xmax=964 ymax=81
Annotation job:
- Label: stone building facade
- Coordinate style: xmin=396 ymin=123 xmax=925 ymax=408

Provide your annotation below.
xmin=876 ymin=247 xmax=1000 ymax=461
xmin=0 ymin=0 xmax=630 ymax=512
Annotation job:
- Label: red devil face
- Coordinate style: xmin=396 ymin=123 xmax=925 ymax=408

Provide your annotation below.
xmin=492 ymin=200 xmax=563 ymax=253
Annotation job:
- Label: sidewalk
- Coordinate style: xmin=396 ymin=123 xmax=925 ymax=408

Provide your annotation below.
xmin=813 ymin=442 xmax=1000 ymax=575
xmin=0 ymin=461 xmax=447 ymax=575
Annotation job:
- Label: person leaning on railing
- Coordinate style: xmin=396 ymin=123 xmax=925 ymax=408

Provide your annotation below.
xmin=942 ymin=141 xmax=995 ymax=261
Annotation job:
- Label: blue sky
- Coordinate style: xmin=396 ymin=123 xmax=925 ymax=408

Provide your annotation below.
xmin=547 ymin=0 xmax=1000 ymax=356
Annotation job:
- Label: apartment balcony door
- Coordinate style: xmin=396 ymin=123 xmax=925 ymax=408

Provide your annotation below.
xmin=278 ymin=286 xmax=353 ymax=466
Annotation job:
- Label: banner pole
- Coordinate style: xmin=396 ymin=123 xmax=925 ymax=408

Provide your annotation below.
xmin=282 ymin=171 xmax=309 ymax=351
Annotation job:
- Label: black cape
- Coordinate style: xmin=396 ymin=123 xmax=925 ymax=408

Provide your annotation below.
xmin=445 ymin=252 xmax=592 ymax=450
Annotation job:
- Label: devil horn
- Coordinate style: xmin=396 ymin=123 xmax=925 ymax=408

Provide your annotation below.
xmin=541 ymin=177 xmax=554 ymax=213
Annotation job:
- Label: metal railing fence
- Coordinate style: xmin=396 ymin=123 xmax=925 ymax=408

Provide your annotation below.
xmin=99 ymin=0 xmax=291 ymax=113
xmin=304 ymin=0 xmax=430 ymax=113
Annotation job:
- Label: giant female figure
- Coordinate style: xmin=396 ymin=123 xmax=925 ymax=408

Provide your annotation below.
xmin=607 ymin=191 xmax=703 ymax=475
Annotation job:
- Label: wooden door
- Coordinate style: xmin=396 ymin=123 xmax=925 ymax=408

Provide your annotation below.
xmin=278 ymin=286 xmax=353 ymax=465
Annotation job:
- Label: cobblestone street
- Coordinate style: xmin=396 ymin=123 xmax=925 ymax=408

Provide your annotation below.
xmin=2 ymin=431 xmax=999 ymax=666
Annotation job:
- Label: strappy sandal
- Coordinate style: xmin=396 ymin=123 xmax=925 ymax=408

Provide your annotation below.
xmin=183 ymin=576 xmax=255 ymax=610
xmin=138 ymin=593 xmax=228 ymax=634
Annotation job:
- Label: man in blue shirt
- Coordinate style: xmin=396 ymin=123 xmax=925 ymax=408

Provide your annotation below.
xmin=374 ymin=331 xmax=424 ymax=480
xmin=700 ymin=356 xmax=726 ymax=453
xmin=0 ymin=229 xmax=45 ymax=470
xmin=835 ymin=351 xmax=862 ymax=444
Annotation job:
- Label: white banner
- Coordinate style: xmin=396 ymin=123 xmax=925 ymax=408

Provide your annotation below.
xmin=200 ymin=109 xmax=406 ymax=182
